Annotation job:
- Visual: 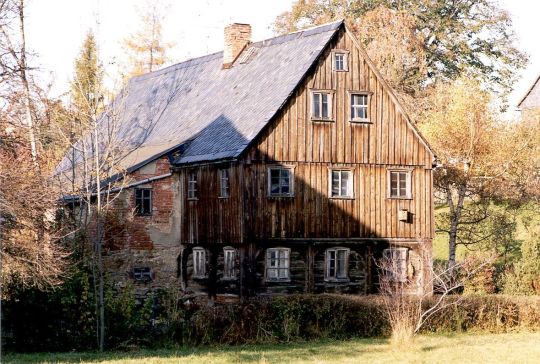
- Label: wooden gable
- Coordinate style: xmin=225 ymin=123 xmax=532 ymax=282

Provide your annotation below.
xmin=245 ymin=25 xmax=434 ymax=168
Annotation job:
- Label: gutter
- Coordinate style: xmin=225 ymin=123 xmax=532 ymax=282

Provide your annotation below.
xmin=62 ymin=172 xmax=172 ymax=203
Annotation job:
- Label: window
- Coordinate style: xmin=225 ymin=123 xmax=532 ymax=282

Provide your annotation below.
xmin=382 ymin=248 xmax=408 ymax=282
xmin=268 ymin=167 xmax=293 ymax=197
xmin=223 ymin=247 xmax=236 ymax=279
xmin=330 ymin=169 xmax=353 ymax=198
xmin=389 ymin=170 xmax=412 ymax=199
xmin=188 ymin=172 xmax=197 ymax=200
xmin=325 ymin=248 xmax=349 ymax=280
xmin=311 ymin=91 xmax=333 ymax=120
xmin=266 ymin=248 xmax=290 ymax=281
xmin=350 ymin=93 xmax=369 ymax=122
xmin=135 ymin=188 xmax=152 ymax=215
xmin=133 ymin=267 xmax=152 ymax=282
xmin=193 ymin=248 xmax=206 ymax=278
xmin=219 ymin=169 xmax=230 ymax=198
xmin=333 ymin=51 xmax=348 ymax=71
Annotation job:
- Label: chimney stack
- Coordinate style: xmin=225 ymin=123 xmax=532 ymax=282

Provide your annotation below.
xmin=223 ymin=23 xmax=251 ymax=68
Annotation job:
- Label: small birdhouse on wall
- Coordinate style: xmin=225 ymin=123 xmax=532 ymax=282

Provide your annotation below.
xmin=398 ymin=209 xmax=409 ymax=222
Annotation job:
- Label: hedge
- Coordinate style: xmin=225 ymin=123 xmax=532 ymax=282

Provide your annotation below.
xmin=4 ymin=292 xmax=540 ymax=351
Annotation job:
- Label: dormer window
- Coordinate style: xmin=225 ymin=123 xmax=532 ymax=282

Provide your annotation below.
xmin=332 ymin=50 xmax=349 ymax=71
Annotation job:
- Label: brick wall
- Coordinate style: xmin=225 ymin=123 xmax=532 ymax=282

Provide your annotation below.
xmin=101 ymin=156 xmax=182 ymax=291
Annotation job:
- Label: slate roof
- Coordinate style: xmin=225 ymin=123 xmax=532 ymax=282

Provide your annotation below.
xmin=518 ymin=73 xmax=540 ymax=110
xmin=56 ymin=20 xmax=343 ymax=175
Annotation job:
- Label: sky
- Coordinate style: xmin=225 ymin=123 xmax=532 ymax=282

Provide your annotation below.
xmin=24 ymin=0 xmax=540 ymax=110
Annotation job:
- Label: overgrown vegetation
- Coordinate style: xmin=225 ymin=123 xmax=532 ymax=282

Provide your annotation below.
xmin=3 ymin=290 xmax=540 ymax=352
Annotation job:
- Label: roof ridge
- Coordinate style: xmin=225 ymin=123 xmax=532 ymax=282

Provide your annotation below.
xmin=130 ymin=20 xmax=344 ymax=83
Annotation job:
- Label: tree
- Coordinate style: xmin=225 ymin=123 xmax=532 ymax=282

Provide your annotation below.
xmin=418 ymin=78 xmax=523 ymax=268
xmin=0 ymin=0 xmax=69 ymax=293
xmin=274 ymin=0 xmax=526 ymax=103
xmin=0 ymin=0 xmax=38 ymax=163
xmin=121 ymin=0 xmax=172 ymax=79
xmin=377 ymin=248 xmax=494 ymax=346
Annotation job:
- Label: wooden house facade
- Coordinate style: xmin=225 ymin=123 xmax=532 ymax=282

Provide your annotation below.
xmin=57 ymin=21 xmax=435 ymax=297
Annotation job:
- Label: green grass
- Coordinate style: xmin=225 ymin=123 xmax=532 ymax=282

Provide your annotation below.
xmin=5 ymin=332 xmax=540 ymax=364
xmin=432 ymin=202 xmax=540 ymax=262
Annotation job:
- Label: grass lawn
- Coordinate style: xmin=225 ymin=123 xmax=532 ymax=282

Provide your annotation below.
xmin=5 ymin=332 xmax=540 ymax=364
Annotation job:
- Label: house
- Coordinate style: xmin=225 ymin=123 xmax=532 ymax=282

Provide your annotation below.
xmin=57 ymin=20 xmax=435 ymax=298
xmin=518 ymin=74 xmax=540 ymax=110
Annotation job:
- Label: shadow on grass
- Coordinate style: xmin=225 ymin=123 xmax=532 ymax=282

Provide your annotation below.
xmin=4 ymin=338 xmax=389 ymax=364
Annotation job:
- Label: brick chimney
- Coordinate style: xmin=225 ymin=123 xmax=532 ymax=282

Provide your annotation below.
xmin=223 ymin=23 xmax=251 ymax=68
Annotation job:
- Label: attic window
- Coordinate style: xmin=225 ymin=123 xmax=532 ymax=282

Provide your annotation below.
xmin=238 ymin=46 xmax=257 ymax=64
xmin=350 ymin=93 xmax=369 ymax=122
xmin=332 ymin=50 xmax=349 ymax=72
xmin=311 ymin=90 xmax=334 ymax=121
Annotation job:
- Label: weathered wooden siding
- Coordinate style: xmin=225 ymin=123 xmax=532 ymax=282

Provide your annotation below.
xmin=178 ymin=164 xmax=244 ymax=245
xmin=243 ymin=163 xmax=433 ymax=240
xmin=245 ymin=30 xmax=432 ymax=168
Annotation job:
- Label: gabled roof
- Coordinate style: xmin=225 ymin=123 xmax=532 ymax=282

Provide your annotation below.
xmin=518 ymin=73 xmax=540 ymax=110
xmin=56 ymin=21 xmax=343 ymax=175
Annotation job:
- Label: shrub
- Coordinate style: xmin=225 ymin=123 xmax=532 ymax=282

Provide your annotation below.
xmin=503 ymin=232 xmax=540 ymax=295
xmin=4 ymin=292 xmax=540 ymax=352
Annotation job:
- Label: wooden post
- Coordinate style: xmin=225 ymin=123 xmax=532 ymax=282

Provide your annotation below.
xmin=180 ymin=246 xmax=192 ymax=291
xmin=366 ymin=244 xmax=373 ymax=294
xmin=207 ymin=246 xmax=218 ymax=302
xmin=306 ymin=245 xmax=315 ymax=293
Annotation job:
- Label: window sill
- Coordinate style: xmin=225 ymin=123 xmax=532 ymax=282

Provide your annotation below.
xmin=265 ymin=278 xmax=291 ymax=283
xmin=333 ymin=69 xmax=349 ymax=72
xmin=221 ymin=277 xmax=237 ymax=281
xmin=135 ymin=213 xmax=152 ymax=217
xmin=349 ymin=120 xmax=372 ymax=124
xmin=267 ymin=194 xmax=295 ymax=199
xmin=311 ymin=118 xmax=335 ymax=123
xmin=192 ymin=276 xmax=207 ymax=280
xmin=387 ymin=196 xmax=413 ymax=200
xmin=330 ymin=196 xmax=355 ymax=200
xmin=324 ymin=278 xmax=350 ymax=283
xmin=218 ymin=196 xmax=230 ymax=199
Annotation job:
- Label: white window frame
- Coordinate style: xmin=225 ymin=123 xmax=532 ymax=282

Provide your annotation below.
xmin=265 ymin=247 xmax=291 ymax=282
xmin=388 ymin=169 xmax=412 ymax=199
xmin=332 ymin=50 xmax=349 ymax=72
xmin=310 ymin=90 xmax=334 ymax=121
xmin=223 ymin=247 xmax=236 ymax=279
xmin=382 ymin=247 xmax=408 ymax=283
xmin=188 ymin=171 xmax=198 ymax=200
xmin=219 ymin=168 xmax=230 ymax=198
xmin=325 ymin=247 xmax=350 ymax=281
xmin=350 ymin=92 xmax=370 ymax=122
xmin=192 ymin=247 xmax=206 ymax=278
xmin=329 ymin=168 xmax=354 ymax=199
xmin=267 ymin=166 xmax=294 ymax=197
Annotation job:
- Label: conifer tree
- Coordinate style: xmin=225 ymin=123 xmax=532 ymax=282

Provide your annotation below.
xmin=121 ymin=1 xmax=172 ymax=79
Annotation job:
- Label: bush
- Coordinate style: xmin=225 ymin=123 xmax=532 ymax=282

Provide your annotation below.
xmin=4 ymin=291 xmax=540 ymax=352
xmin=503 ymin=232 xmax=540 ymax=295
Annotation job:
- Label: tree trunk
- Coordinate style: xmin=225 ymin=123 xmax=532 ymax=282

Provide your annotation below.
xmin=448 ymin=184 xmax=466 ymax=269
xmin=17 ymin=0 xmax=38 ymax=164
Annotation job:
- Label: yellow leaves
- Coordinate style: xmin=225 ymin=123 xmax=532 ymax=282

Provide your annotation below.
xmin=121 ymin=0 xmax=173 ymax=80
xmin=418 ymin=78 xmax=497 ymax=171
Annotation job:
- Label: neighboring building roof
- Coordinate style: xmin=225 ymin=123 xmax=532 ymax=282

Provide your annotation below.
xmin=518 ymin=73 xmax=540 ymax=110
xmin=56 ymin=21 xmax=344 ymax=175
